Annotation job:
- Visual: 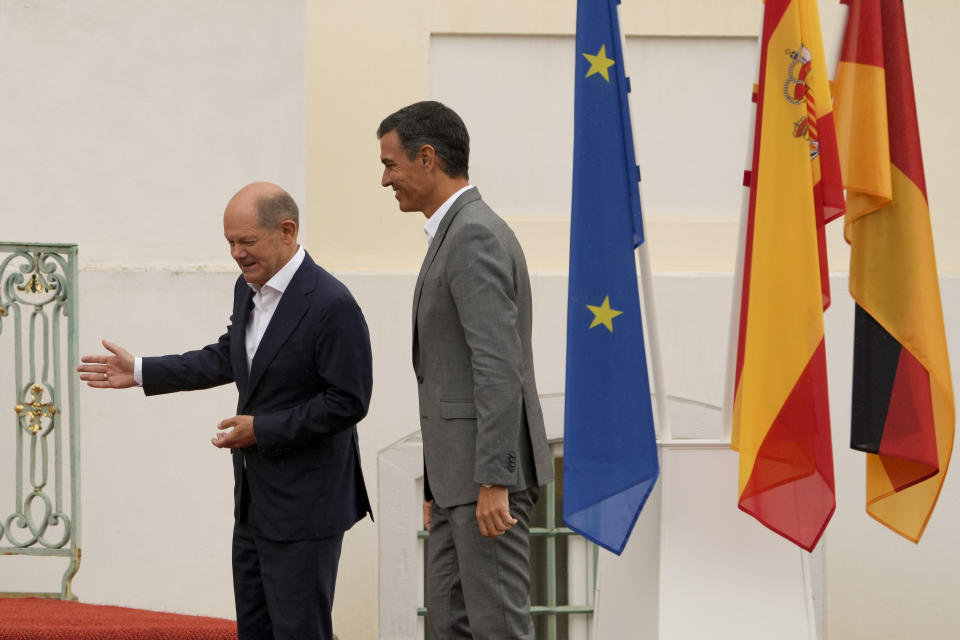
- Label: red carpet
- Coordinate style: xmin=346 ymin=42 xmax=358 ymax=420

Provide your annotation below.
xmin=0 ymin=598 xmax=237 ymax=640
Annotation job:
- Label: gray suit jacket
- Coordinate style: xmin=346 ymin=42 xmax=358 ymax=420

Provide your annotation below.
xmin=413 ymin=187 xmax=553 ymax=508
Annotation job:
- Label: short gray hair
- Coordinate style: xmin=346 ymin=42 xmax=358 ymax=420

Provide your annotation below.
xmin=256 ymin=191 xmax=299 ymax=230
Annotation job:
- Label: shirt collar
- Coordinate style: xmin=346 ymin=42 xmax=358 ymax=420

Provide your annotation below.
xmin=249 ymin=245 xmax=305 ymax=295
xmin=424 ymin=185 xmax=474 ymax=244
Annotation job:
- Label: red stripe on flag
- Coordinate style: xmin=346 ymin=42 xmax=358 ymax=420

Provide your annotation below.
xmin=811 ymin=112 xmax=845 ymax=311
xmin=840 ymin=0 xmax=884 ymax=67
xmin=739 ymin=340 xmax=835 ymax=551
xmin=815 ymin=110 xmax=846 ymax=223
xmin=878 ymin=347 xmax=939 ymax=490
xmin=762 ymin=0 xmax=793 ymax=47
xmin=812 ymin=177 xmax=831 ymax=310
xmin=882 ymin=0 xmax=927 ymax=197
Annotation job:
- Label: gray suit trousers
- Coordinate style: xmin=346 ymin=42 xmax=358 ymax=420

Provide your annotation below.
xmin=426 ymin=487 xmax=539 ymax=640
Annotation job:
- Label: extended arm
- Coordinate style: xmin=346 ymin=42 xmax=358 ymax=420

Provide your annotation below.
xmin=140 ymin=327 xmax=234 ymax=395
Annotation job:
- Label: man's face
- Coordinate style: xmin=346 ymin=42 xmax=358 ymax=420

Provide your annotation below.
xmin=223 ymin=204 xmax=286 ymax=288
xmin=380 ymin=130 xmax=431 ymax=213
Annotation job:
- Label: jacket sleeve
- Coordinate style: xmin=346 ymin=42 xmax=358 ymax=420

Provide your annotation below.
xmin=142 ymin=326 xmax=235 ymax=395
xmin=445 ymin=221 xmax=523 ymax=487
xmin=252 ymin=294 xmax=373 ymax=452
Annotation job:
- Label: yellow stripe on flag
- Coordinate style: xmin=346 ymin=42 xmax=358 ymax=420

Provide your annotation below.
xmin=834 ymin=60 xmax=891 ymax=226
xmin=735 ymin=0 xmax=829 ymax=495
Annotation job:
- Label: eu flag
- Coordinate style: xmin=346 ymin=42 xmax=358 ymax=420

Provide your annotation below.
xmin=562 ymin=0 xmax=659 ymax=555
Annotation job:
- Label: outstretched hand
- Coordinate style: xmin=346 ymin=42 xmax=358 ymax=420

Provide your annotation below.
xmin=77 ymin=339 xmax=136 ymax=388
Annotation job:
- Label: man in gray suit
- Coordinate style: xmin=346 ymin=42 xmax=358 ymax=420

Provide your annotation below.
xmin=378 ymin=101 xmax=553 ymax=639
xmin=377 ymin=102 xmax=553 ymax=640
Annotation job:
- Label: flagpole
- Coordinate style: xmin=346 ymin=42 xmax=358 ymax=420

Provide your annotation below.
xmin=612 ymin=10 xmax=667 ymax=637
xmin=635 ymin=216 xmax=670 ymax=441
xmin=720 ymin=6 xmax=766 ymax=443
xmin=614 ymin=1 xmax=671 ymax=444
xmin=828 ymin=3 xmax=850 ymax=79
xmin=801 ymin=548 xmax=819 ymax=640
xmin=590 ymin=559 xmax=602 ymax=640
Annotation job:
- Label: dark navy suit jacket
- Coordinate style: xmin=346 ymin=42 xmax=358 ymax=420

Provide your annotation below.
xmin=142 ymin=252 xmax=373 ymax=540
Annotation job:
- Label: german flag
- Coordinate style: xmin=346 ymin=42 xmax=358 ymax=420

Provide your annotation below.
xmin=731 ymin=0 xmax=845 ymax=551
xmin=834 ymin=0 xmax=954 ymax=541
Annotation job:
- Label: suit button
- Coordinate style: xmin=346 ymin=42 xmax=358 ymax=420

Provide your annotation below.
xmin=417 ymin=375 xmax=424 ymax=384
xmin=421 ymin=415 xmax=428 ymax=420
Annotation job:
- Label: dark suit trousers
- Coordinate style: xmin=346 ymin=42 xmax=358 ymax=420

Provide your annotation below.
xmin=426 ymin=487 xmax=539 ymax=640
xmin=232 ymin=520 xmax=344 ymax=640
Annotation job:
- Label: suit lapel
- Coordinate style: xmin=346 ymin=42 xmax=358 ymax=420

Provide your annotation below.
xmin=243 ymin=254 xmax=316 ymax=405
xmin=411 ymin=187 xmax=481 ymax=360
xmin=232 ymin=285 xmax=254 ymax=390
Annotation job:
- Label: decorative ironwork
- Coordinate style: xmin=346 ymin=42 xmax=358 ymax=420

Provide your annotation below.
xmin=0 ymin=244 xmax=81 ymax=601
xmin=16 ymin=269 xmax=53 ymax=295
xmin=15 ymin=383 xmax=58 ymax=435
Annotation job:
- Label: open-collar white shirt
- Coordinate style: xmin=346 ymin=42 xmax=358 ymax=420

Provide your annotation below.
xmin=424 ymin=185 xmax=474 ymax=245
xmin=244 ymin=245 xmax=305 ymax=371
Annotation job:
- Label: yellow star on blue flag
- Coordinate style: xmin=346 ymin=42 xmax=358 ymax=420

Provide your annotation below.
xmin=583 ymin=44 xmax=615 ymax=82
xmin=587 ymin=296 xmax=622 ymax=332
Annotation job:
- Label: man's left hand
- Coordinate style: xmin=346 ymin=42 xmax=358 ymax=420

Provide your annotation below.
xmin=476 ymin=485 xmax=517 ymax=538
xmin=212 ymin=415 xmax=257 ymax=448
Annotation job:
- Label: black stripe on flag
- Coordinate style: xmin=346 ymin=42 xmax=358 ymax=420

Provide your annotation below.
xmin=851 ymin=303 xmax=902 ymax=453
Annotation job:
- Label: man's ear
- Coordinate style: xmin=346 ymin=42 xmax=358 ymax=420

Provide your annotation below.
xmin=418 ymin=144 xmax=437 ymax=171
xmin=279 ymin=219 xmax=298 ymax=243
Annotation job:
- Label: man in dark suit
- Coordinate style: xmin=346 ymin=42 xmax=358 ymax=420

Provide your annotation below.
xmin=78 ymin=182 xmax=373 ymax=640
xmin=378 ymin=102 xmax=553 ymax=639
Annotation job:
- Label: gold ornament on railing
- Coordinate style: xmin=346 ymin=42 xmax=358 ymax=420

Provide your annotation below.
xmin=14 ymin=384 xmax=57 ymax=434
xmin=17 ymin=270 xmax=51 ymax=294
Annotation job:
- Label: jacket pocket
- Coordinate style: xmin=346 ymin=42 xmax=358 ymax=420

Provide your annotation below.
xmin=440 ymin=400 xmax=477 ymax=420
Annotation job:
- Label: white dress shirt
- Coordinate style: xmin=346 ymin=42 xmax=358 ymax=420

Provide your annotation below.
xmin=243 ymin=245 xmax=305 ymax=371
xmin=424 ymin=185 xmax=474 ymax=244
xmin=133 ymin=246 xmax=306 ymax=385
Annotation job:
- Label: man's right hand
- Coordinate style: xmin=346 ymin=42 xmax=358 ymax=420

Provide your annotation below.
xmin=77 ymin=339 xmax=136 ymax=389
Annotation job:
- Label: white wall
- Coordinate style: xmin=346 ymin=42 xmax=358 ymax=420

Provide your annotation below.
xmin=0 ymin=0 xmax=306 ymax=265
xmin=0 ymin=0 xmax=306 ymax=622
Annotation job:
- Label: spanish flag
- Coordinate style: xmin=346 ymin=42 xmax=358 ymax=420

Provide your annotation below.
xmin=834 ymin=0 xmax=954 ymax=542
xmin=731 ymin=0 xmax=845 ymax=551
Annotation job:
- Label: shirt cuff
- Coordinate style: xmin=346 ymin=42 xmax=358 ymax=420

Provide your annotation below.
xmin=133 ymin=357 xmax=143 ymax=387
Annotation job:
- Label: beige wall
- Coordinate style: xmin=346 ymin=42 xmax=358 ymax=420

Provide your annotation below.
xmin=308 ymin=0 xmax=958 ymax=277
xmin=307 ymin=0 xmax=766 ymax=273
xmin=307 ymin=1 xmax=960 ymax=639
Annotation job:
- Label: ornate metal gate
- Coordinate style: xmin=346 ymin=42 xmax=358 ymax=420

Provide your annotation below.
xmin=0 ymin=243 xmax=81 ymax=600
